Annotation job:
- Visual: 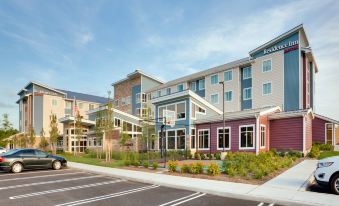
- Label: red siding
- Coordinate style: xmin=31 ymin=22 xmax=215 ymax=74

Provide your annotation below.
xmin=305 ymin=115 xmax=312 ymax=150
xmin=312 ymin=117 xmax=328 ymax=144
xmin=195 ymin=118 xmax=256 ymax=153
xmin=270 ymin=117 xmax=303 ymax=151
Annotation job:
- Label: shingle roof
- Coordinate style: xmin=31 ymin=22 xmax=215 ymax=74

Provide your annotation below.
xmin=57 ymin=89 xmax=108 ymax=104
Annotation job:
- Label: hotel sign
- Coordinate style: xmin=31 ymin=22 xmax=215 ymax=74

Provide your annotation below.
xmin=263 ymin=40 xmax=299 ymax=55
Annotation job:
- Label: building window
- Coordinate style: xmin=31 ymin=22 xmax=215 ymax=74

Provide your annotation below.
xmin=198 ymin=79 xmax=205 ymax=90
xmin=167 ymin=130 xmax=175 ymax=150
xmin=191 ymin=128 xmax=196 ymax=149
xmin=176 ymin=129 xmax=185 ymax=149
xmin=89 ymin=104 xmax=94 ymax=110
xmin=177 ymin=84 xmax=184 ymax=92
xmin=262 ymin=82 xmax=272 ymax=95
xmin=136 ymin=93 xmax=141 ymax=103
xmin=243 ymin=88 xmax=252 ymax=100
xmin=224 ymin=70 xmax=232 ymax=81
xmin=166 ymin=88 xmax=171 ymax=95
xmin=157 ymin=90 xmax=161 ymax=97
xmin=66 ymin=101 xmax=72 ymax=108
xmin=211 ymin=94 xmax=219 ymax=104
xmin=243 ymin=67 xmax=252 ymax=79
xmin=114 ymin=118 xmax=121 ymax=127
xmin=211 ymin=74 xmax=218 ymax=85
xmin=176 ymin=102 xmax=185 ymax=119
xmin=225 ymin=91 xmax=232 ymax=102
xmin=191 ymin=102 xmax=206 ymax=119
xmin=121 ymin=97 xmax=126 ymax=106
xmin=52 ymin=99 xmax=57 ymax=106
xmin=260 ymin=125 xmax=266 ymax=147
xmin=191 ymin=82 xmax=196 ymax=91
xmin=218 ymin=127 xmax=230 ymax=149
xmin=142 ymin=93 xmax=147 ymax=103
xmin=79 ymin=103 xmax=83 ymax=109
xmin=198 ymin=129 xmax=209 ymax=149
xmin=240 ymin=125 xmax=254 ymax=149
xmin=126 ymin=96 xmax=131 ymax=105
xmin=262 ymin=59 xmax=272 ymax=72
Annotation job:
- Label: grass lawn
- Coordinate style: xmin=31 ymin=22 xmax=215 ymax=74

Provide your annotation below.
xmin=318 ymin=151 xmax=339 ymax=160
xmin=60 ymin=153 xmax=125 ymax=168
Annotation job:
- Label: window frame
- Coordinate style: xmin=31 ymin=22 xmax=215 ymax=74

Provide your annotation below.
xmin=166 ymin=88 xmax=171 ymax=95
xmin=260 ymin=125 xmax=266 ymax=148
xmin=224 ymin=70 xmax=233 ymax=82
xmin=190 ymin=128 xmax=196 ymax=149
xmin=262 ymin=59 xmax=272 ymax=73
xmin=164 ymin=128 xmax=186 ymax=150
xmin=210 ymin=93 xmax=219 ymax=104
xmin=158 ymin=101 xmax=186 ymax=122
xmin=198 ymin=79 xmax=205 ymax=90
xmin=210 ymin=74 xmax=219 ymax=85
xmin=217 ymin=127 xmax=231 ymax=150
xmin=262 ymin=82 xmax=272 ymax=96
xmin=239 ymin=125 xmax=255 ymax=150
xmin=224 ymin=90 xmax=233 ymax=102
xmin=191 ymin=82 xmax=196 ymax=91
xmin=177 ymin=84 xmax=184 ymax=92
xmin=243 ymin=67 xmax=252 ymax=79
xmin=243 ymin=87 xmax=252 ymax=100
xmin=198 ymin=129 xmax=210 ymax=150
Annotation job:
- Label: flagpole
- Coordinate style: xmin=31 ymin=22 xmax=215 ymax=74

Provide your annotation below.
xmin=73 ymin=96 xmax=76 ymax=156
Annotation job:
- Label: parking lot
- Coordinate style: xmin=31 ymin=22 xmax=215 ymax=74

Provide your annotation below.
xmin=0 ymin=168 xmax=279 ymax=206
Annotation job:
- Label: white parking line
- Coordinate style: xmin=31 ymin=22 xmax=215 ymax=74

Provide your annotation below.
xmin=159 ymin=192 xmax=201 ymax=206
xmin=9 ymin=179 xmax=126 ymax=199
xmin=55 ymin=185 xmax=160 ymax=206
xmin=0 ymin=175 xmax=102 ymax=190
xmin=257 ymin=203 xmax=264 ymax=206
xmin=268 ymin=204 xmax=275 ymax=206
xmin=0 ymin=172 xmax=86 ymax=182
xmin=169 ymin=193 xmax=206 ymax=206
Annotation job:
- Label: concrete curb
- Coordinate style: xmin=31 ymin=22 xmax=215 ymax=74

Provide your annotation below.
xmin=68 ymin=162 xmax=320 ymax=206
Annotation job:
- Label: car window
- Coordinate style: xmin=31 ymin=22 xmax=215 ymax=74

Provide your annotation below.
xmin=35 ymin=150 xmax=47 ymax=158
xmin=20 ymin=150 xmax=35 ymax=157
xmin=5 ymin=149 xmax=19 ymax=156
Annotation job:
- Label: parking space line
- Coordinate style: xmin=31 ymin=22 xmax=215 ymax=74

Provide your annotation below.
xmin=9 ymin=179 xmax=126 ymax=199
xmin=0 ymin=175 xmax=103 ymax=190
xmin=0 ymin=169 xmax=75 ymax=177
xmin=159 ymin=192 xmax=201 ymax=206
xmin=168 ymin=193 xmax=206 ymax=206
xmin=257 ymin=203 xmax=264 ymax=206
xmin=55 ymin=185 xmax=160 ymax=206
xmin=0 ymin=172 xmax=86 ymax=182
xmin=268 ymin=204 xmax=275 ymax=206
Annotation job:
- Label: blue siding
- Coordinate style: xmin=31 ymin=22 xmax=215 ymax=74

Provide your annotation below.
xmin=33 ymin=95 xmax=44 ymax=133
xmin=241 ymin=67 xmax=252 ymax=110
xmin=252 ymin=32 xmax=299 ymax=59
xmin=191 ymin=80 xmax=205 ymax=97
xmin=132 ymin=85 xmax=141 ymax=115
xmin=284 ymin=49 xmax=300 ymax=111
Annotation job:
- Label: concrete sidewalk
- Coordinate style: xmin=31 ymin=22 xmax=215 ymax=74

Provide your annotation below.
xmin=68 ymin=160 xmax=339 ymax=206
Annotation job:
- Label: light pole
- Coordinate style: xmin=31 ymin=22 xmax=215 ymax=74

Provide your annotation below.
xmin=219 ymin=81 xmax=225 ymax=152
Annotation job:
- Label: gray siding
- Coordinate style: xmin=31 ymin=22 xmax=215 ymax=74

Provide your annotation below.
xmin=284 ymin=49 xmax=299 ymax=111
xmin=33 ymin=95 xmax=44 ymax=134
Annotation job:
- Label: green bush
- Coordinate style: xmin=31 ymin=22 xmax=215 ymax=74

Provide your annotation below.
xmin=194 ymin=153 xmax=201 ymax=160
xmin=132 ymin=160 xmax=140 ymax=167
xmin=190 ymin=162 xmax=204 ymax=174
xmin=214 ymin=153 xmax=221 ymax=160
xmin=188 ymin=153 xmax=193 ymax=159
xmin=152 ymin=161 xmax=158 ymax=170
xmin=308 ymin=145 xmax=320 ymax=158
xmin=168 ymin=160 xmax=178 ymax=172
xmin=180 ymin=164 xmax=190 ymax=173
xmin=314 ymin=143 xmax=334 ymax=151
xmin=124 ymin=159 xmax=131 ymax=166
xmin=200 ymin=154 xmax=206 ymax=160
xmin=143 ymin=161 xmax=149 ymax=168
xmin=207 ymin=153 xmax=213 ymax=160
xmin=207 ymin=163 xmax=220 ymax=176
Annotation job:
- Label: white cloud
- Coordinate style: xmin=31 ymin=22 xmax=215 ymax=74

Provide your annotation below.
xmin=78 ymin=32 xmax=94 ymax=45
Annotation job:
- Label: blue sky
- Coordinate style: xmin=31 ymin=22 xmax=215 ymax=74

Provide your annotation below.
xmin=0 ymin=0 xmax=339 ymax=129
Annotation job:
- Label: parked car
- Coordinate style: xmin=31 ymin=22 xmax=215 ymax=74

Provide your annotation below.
xmin=0 ymin=148 xmax=67 ymax=173
xmin=315 ymin=156 xmax=339 ymax=195
xmin=0 ymin=147 xmax=7 ymax=154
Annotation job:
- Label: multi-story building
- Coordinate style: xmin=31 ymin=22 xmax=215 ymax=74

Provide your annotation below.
xmin=16 ymin=81 xmax=107 ymax=151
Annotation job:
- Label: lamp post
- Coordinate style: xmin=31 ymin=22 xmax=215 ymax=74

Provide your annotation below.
xmin=219 ymin=81 xmax=225 ymax=152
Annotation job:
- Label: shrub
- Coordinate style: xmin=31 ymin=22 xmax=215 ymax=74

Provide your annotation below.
xmin=207 ymin=163 xmax=220 ymax=176
xmin=143 ymin=161 xmax=149 ymax=168
xmin=314 ymin=143 xmax=334 ymax=151
xmin=180 ymin=164 xmax=190 ymax=173
xmin=132 ymin=160 xmax=140 ymax=167
xmin=225 ymin=167 xmax=236 ymax=177
xmin=254 ymin=169 xmax=264 ymax=179
xmin=287 ymin=149 xmax=302 ymax=158
xmin=207 ymin=153 xmax=213 ymax=160
xmin=214 ymin=153 xmax=221 ymax=160
xmin=124 ymin=159 xmax=131 ymax=166
xmin=188 ymin=153 xmax=193 ymax=159
xmin=308 ymin=145 xmax=320 ymax=158
xmin=200 ymin=154 xmax=206 ymax=160
xmin=152 ymin=161 xmax=158 ymax=170
xmin=190 ymin=162 xmax=204 ymax=174
xmin=194 ymin=153 xmax=201 ymax=160
xmin=168 ymin=160 xmax=178 ymax=172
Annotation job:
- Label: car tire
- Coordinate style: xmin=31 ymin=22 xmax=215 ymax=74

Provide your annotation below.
xmin=52 ymin=160 xmax=62 ymax=170
xmin=11 ymin=162 xmax=23 ymax=173
xmin=330 ymin=173 xmax=339 ymax=195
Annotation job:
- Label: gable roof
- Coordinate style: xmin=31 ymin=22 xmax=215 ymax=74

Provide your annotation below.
xmin=314 ymin=113 xmax=339 ymax=125
xmin=57 ymin=89 xmax=108 ymax=104
xmin=17 ymin=81 xmax=65 ymax=95
xmin=111 ymin=69 xmax=164 ymax=86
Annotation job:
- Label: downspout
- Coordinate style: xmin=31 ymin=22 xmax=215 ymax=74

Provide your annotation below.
xmin=255 ymin=114 xmax=260 ymax=155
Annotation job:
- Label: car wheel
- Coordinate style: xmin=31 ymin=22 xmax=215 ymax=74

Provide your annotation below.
xmin=330 ymin=173 xmax=339 ymax=195
xmin=11 ymin=162 xmax=23 ymax=173
xmin=52 ymin=160 xmax=62 ymax=170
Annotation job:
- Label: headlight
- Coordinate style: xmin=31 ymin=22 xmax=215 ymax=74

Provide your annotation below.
xmin=317 ymin=162 xmax=334 ymax=168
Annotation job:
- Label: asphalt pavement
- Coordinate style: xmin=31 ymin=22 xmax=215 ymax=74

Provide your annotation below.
xmin=0 ymin=168 xmax=279 ymax=206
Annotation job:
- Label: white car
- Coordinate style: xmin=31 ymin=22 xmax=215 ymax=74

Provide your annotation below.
xmin=0 ymin=147 xmax=7 ymax=154
xmin=315 ymin=156 xmax=339 ymax=194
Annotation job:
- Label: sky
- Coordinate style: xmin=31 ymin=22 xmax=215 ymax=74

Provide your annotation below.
xmin=0 ymin=0 xmax=338 ymax=129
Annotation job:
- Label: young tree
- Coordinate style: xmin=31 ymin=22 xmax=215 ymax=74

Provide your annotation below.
xmin=28 ymin=126 xmax=36 ymax=148
xmin=49 ymin=114 xmax=59 ymax=154
xmin=94 ymin=109 xmax=104 ymax=159
xmin=74 ymin=111 xmax=83 ymax=155
xmin=1 ymin=113 xmax=12 ymax=131
xmin=119 ymin=122 xmax=132 ymax=150
xmin=101 ymin=92 xmax=115 ymax=163
xmin=140 ymin=105 xmax=157 ymax=161
xmin=39 ymin=128 xmax=49 ymax=151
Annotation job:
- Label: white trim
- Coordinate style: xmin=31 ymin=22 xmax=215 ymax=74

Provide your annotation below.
xmin=325 ymin=123 xmax=334 ymax=145
xmin=190 ymin=127 xmax=196 ymax=150
xmin=243 ymin=87 xmax=252 ymax=100
xmin=210 ymin=74 xmax=219 ymax=85
xmin=239 ymin=124 xmax=255 ymax=150
xmin=198 ymin=79 xmax=205 ymax=90
xmin=262 ymin=59 xmax=272 ymax=73
xmin=157 ymin=101 xmax=187 ymax=122
xmin=256 ymin=117 xmax=260 ymax=155
xmin=197 ymin=129 xmax=210 ymax=150
xmin=224 ymin=90 xmax=233 ymax=102
xmin=165 ymin=128 xmax=186 ymax=150
xmin=210 ymin=93 xmax=219 ymax=105
xmin=177 ymin=84 xmax=184 ymax=92
xmin=190 ymin=100 xmax=207 ymax=120
xmin=260 ymin=124 xmax=266 ymax=149
xmin=223 ymin=70 xmax=233 ymax=82
xmin=262 ymin=81 xmax=272 ymax=96
xmin=243 ymin=67 xmax=252 ymax=80
xmin=191 ymin=82 xmax=197 ymax=91
xmin=216 ymin=127 xmax=231 ymax=150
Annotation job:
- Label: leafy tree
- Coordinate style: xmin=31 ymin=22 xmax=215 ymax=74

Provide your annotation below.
xmin=140 ymin=105 xmax=157 ymax=161
xmin=0 ymin=113 xmax=17 ymax=147
xmin=74 ymin=111 xmax=83 ymax=155
xmin=28 ymin=126 xmax=36 ymax=148
xmin=120 ymin=122 xmax=132 ymax=149
xmin=49 ymin=114 xmax=59 ymax=154
xmin=2 ymin=113 xmax=12 ymax=131
xmin=95 ymin=109 xmax=104 ymax=159
xmin=39 ymin=128 xmax=49 ymax=151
